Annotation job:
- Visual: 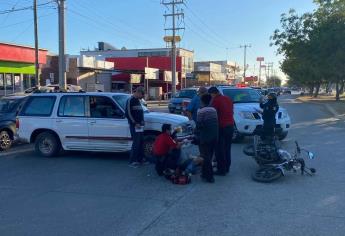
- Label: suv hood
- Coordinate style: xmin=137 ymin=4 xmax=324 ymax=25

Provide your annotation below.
xmin=234 ymin=103 xmax=286 ymax=113
xmin=169 ymin=97 xmax=191 ymax=104
xmin=144 ymin=112 xmax=189 ymax=125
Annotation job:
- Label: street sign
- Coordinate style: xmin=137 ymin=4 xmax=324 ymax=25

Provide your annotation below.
xmin=163 ymin=36 xmax=181 ymax=43
xmin=257 ymin=57 xmax=264 ymax=62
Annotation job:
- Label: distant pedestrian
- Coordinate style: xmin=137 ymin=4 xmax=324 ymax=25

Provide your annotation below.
xmin=196 ymin=93 xmax=219 ymax=183
xmin=208 ymin=87 xmax=234 ymax=175
xmin=186 ymin=86 xmax=208 ymax=122
xmin=125 ymin=87 xmax=146 ymax=168
xmin=260 ymin=92 xmax=279 ymax=140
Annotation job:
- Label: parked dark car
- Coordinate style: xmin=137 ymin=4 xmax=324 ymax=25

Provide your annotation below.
xmin=0 ymin=95 xmax=28 ymax=151
xmin=168 ymin=88 xmax=198 ymax=114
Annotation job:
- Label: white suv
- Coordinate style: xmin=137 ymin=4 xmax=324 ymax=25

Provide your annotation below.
xmin=217 ymin=86 xmax=291 ymax=142
xmin=16 ymin=92 xmax=193 ymax=157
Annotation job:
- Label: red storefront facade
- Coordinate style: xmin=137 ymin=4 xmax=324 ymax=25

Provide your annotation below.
xmin=0 ymin=42 xmax=48 ymax=96
xmin=106 ymin=56 xmax=183 ymax=95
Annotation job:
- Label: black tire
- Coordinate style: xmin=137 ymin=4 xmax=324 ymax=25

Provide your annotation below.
xmin=232 ymin=125 xmax=244 ymax=143
xmin=35 ymin=132 xmax=61 ymax=157
xmin=243 ymin=144 xmax=255 ymax=156
xmin=278 ymin=132 xmax=288 ymax=140
xmin=252 ymin=166 xmax=283 ymax=183
xmin=0 ymin=130 xmax=13 ymax=151
xmin=143 ymin=134 xmax=157 ymax=160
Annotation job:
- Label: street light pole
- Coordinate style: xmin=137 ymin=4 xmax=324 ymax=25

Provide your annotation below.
xmin=57 ymin=0 xmax=66 ymax=90
xmin=33 ymin=0 xmax=40 ymax=87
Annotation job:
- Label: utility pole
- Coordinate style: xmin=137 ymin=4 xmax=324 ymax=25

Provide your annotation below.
xmin=265 ymin=62 xmax=274 ymax=87
xmin=57 ymin=0 xmax=66 ymax=90
xmin=162 ymin=0 xmax=184 ymax=96
xmin=240 ymin=44 xmax=251 ymax=79
xmin=33 ymin=0 xmax=40 ymax=87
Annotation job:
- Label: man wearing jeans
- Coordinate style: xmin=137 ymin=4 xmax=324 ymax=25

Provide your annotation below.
xmin=125 ymin=87 xmax=146 ymax=168
xmin=196 ymin=94 xmax=219 ymax=183
xmin=208 ymin=87 xmax=234 ymax=175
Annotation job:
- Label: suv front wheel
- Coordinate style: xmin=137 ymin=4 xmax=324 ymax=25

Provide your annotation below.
xmin=35 ymin=132 xmax=61 ymax=157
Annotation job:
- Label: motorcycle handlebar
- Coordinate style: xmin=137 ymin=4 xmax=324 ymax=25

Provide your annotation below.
xmin=295 ymin=141 xmax=301 ymax=153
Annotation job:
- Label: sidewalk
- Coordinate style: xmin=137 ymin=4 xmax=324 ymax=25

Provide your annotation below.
xmin=297 ymin=95 xmax=345 ymax=116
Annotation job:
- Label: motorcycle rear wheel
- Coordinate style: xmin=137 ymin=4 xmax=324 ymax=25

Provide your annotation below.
xmin=252 ymin=167 xmax=283 ymax=183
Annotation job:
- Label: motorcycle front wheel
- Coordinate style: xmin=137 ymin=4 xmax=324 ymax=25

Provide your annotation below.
xmin=252 ymin=167 xmax=283 ymax=183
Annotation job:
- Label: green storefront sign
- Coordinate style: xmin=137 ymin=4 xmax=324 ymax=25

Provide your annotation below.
xmin=0 ymin=61 xmax=35 ymax=74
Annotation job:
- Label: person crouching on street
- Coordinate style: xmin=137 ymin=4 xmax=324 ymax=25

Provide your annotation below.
xmin=153 ymin=124 xmax=183 ymax=176
xmin=260 ymin=92 xmax=279 ymax=140
xmin=196 ymin=94 xmax=219 ymax=183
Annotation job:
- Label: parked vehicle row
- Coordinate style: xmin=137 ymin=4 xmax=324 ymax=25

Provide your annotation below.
xmin=0 ymin=95 xmax=28 ymax=150
xmin=168 ymin=86 xmax=291 ymax=142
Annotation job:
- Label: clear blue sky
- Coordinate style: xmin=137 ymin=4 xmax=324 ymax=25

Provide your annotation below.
xmin=0 ymin=0 xmax=316 ymax=80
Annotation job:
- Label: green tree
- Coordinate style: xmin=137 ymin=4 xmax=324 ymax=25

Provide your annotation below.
xmin=272 ymin=0 xmax=345 ymax=100
xmin=266 ymin=76 xmax=282 ymax=87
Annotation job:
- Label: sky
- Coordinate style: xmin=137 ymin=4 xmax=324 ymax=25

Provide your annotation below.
xmin=0 ymin=0 xmax=316 ymax=81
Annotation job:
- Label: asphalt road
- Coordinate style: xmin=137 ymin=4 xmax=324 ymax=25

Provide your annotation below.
xmin=1 ymin=96 xmax=344 ymax=236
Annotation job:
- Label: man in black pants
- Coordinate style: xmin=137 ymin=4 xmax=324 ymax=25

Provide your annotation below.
xmin=260 ymin=92 xmax=279 ymax=140
xmin=196 ymin=94 xmax=219 ymax=183
xmin=209 ymin=87 xmax=234 ymax=175
xmin=125 ymin=87 xmax=146 ymax=168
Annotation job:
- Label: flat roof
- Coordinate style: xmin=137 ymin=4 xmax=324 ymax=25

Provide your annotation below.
xmin=81 ymin=47 xmax=194 ymax=53
xmin=0 ymin=42 xmax=48 ymax=51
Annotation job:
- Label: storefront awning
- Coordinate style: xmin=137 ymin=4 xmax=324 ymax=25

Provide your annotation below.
xmin=0 ymin=61 xmax=35 ymax=74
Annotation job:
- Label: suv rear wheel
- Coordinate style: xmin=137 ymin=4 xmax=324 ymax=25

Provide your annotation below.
xmin=35 ymin=132 xmax=61 ymax=157
xmin=0 ymin=130 xmax=12 ymax=151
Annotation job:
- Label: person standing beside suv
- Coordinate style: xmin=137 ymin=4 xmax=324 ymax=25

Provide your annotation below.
xmin=125 ymin=87 xmax=146 ymax=168
xmin=208 ymin=87 xmax=234 ymax=175
xmin=186 ymin=86 xmax=208 ymax=122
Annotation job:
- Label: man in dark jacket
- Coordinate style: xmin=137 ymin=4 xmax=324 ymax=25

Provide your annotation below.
xmin=196 ymin=93 xmax=219 ymax=183
xmin=125 ymin=87 xmax=146 ymax=168
xmin=260 ymin=92 xmax=279 ymax=140
xmin=209 ymin=87 xmax=234 ymax=175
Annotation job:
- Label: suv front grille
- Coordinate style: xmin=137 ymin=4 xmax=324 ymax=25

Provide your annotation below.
xmin=253 ymin=112 xmax=261 ymax=120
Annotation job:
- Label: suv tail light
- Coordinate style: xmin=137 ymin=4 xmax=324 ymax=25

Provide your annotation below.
xmin=16 ymin=118 xmax=19 ymax=129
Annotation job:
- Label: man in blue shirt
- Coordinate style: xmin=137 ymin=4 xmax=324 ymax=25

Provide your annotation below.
xmin=186 ymin=86 xmax=208 ymax=122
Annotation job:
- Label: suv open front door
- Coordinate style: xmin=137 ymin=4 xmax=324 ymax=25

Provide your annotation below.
xmin=87 ymin=95 xmax=131 ymax=152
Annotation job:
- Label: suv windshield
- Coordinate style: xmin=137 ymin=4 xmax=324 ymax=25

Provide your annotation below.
xmin=0 ymin=98 xmax=20 ymax=113
xmin=222 ymin=89 xmax=261 ymax=103
xmin=112 ymin=94 xmax=149 ymax=113
xmin=175 ymin=89 xmax=197 ymax=99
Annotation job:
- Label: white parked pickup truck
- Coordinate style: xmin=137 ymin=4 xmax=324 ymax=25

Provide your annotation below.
xmin=16 ymin=92 xmax=194 ymax=157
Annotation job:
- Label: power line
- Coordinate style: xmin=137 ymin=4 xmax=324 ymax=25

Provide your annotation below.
xmin=67 ymin=2 xmax=158 ymax=47
xmin=0 ymin=1 xmax=54 ymax=15
xmin=183 ymin=0 xmax=233 ymax=49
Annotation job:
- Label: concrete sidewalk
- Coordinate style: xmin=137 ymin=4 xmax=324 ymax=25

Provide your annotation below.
xmin=297 ymin=95 xmax=345 ymax=117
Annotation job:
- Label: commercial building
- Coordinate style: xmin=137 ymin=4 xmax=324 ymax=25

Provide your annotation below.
xmin=80 ymin=42 xmax=194 ymax=99
xmin=0 ymin=42 xmax=47 ymax=96
xmin=192 ymin=60 xmax=240 ymax=86
xmin=42 ymin=55 xmax=114 ymax=92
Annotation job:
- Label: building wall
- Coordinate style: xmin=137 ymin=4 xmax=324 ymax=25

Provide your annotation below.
xmin=0 ymin=43 xmax=47 ymax=64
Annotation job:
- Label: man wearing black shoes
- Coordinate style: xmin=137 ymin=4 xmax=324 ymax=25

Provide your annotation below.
xmin=196 ymin=94 xmax=219 ymax=183
xmin=209 ymin=87 xmax=234 ymax=176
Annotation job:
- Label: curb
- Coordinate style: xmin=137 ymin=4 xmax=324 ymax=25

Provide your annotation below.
xmin=296 ymin=97 xmax=343 ymax=118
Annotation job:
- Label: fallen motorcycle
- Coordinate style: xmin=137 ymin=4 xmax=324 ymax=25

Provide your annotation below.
xmin=244 ymin=138 xmax=316 ymax=183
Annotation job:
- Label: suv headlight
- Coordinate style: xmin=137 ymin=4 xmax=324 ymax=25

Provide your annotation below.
xmin=239 ymin=111 xmax=256 ymax=120
xmin=281 ymin=111 xmax=288 ymax=119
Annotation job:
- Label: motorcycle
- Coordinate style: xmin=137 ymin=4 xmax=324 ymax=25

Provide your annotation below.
xmin=244 ymin=137 xmax=316 ymax=183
